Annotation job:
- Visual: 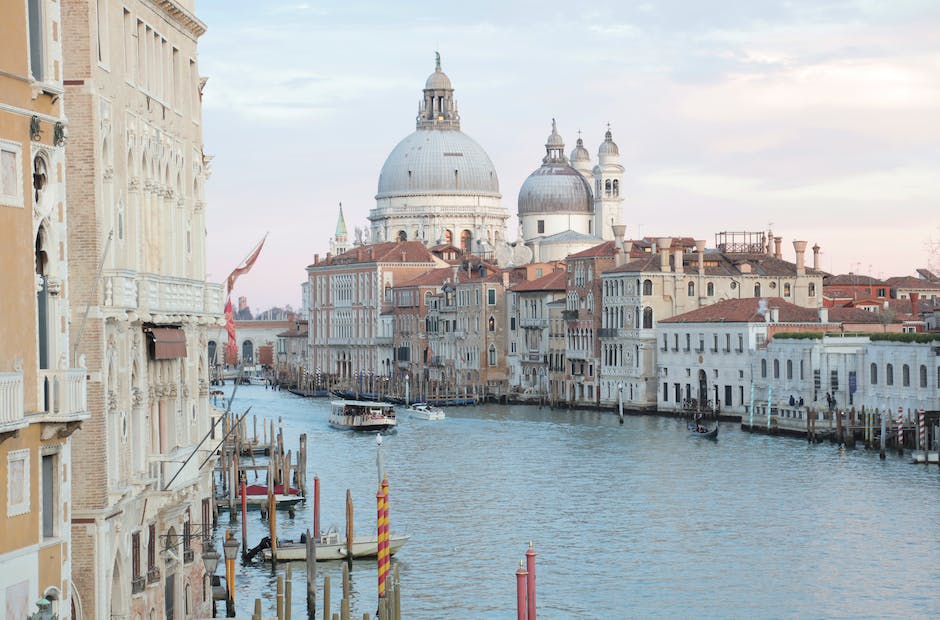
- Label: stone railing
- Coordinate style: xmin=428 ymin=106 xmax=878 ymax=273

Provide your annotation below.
xmin=36 ymin=368 xmax=87 ymax=418
xmin=103 ymin=270 xmax=224 ymax=317
xmin=0 ymin=372 xmax=25 ymax=431
xmin=519 ymin=317 xmax=548 ymax=329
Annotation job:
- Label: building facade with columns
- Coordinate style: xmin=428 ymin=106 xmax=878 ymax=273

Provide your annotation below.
xmin=0 ymin=1 xmax=89 ymax=616
xmin=369 ymin=55 xmax=509 ymax=254
xmin=63 ymin=1 xmax=222 ymax=618
xmin=599 ymin=232 xmax=826 ymax=409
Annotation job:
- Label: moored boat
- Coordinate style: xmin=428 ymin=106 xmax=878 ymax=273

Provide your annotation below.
xmin=688 ymin=422 xmax=719 ymax=439
xmin=329 ymin=400 xmax=397 ymax=432
xmin=406 ymin=402 xmax=445 ymax=420
xmin=261 ymin=529 xmax=410 ymax=561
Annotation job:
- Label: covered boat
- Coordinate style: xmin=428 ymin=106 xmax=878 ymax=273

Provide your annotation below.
xmin=329 ymin=400 xmax=397 ymax=432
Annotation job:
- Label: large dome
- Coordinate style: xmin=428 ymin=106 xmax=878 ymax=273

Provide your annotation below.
xmin=376 ymin=129 xmax=500 ymax=198
xmin=518 ymin=165 xmax=592 ymax=215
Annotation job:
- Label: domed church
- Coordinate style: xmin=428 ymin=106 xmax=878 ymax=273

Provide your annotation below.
xmin=369 ymin=54 xmax=509 ymax=253
xmin=518 ymin=121 xmax=625 ymax=262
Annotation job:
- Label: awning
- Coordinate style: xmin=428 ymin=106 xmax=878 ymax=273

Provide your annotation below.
xmin=147 ymin=327 xmax=187 ymax=360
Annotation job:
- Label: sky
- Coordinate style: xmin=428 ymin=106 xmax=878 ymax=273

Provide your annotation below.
xmin=199 ymin=0 xmax=940 ymax=312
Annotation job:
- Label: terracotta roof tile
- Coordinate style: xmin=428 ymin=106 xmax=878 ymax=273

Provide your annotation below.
xmin=824 ymin=274 xmax=887 ymax=286
xmin=568 ymin=240 xmax=618 ymax=258
xmin=660 ymin=297 xmax=818 ymax=324
xmin=511 ymin=269 xmax=567 ymax=292
xmin=885 ymin=275 xmax=940 ymax=289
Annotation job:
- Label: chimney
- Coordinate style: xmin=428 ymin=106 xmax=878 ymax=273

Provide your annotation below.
xmin=658 ymin=237 xmax=672 ymax=272
xmin=314 ymin=253 xmax=319 ymax=264
xmin=773 ymin=236 xmax=782 ymax=259
xmin=502 ymin=271 xmax=510 ymax=288
xmin=819 ymin=307 xmax=829 ymax=323
xmin=812 ymin=244 xmax=821 ymax=271
xmin=623 ymin=240 xmax=633 ymax=256
xmin=792 ymin=240 xmax=807 ymax=276
xmin=910 ymin=292 xmax=919 ymax=317
xmin=673 ymin=248 xmax=684 ymax=273
xmin=695 ymin=240 xmax=706 ymax=275
xmin=452 ymin=264 xmax=459 ymax=283
xmin=769 ymin=306 xmax=779 ymax=322
xmin=612 ymin=224 xmax=628 ymax=267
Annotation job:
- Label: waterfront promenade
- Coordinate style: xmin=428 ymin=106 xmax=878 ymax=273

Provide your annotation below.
xmin=221 ymin=385 xmax=940 ymax=619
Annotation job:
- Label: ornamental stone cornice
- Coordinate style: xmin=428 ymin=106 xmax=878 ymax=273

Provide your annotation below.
xmin=147 ymin=0 xmax=207 ymax=37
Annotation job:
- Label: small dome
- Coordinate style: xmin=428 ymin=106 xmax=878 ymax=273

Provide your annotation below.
xmin=546 ymin=119 xmax=564 ymax=148
xmin=425 ymin=69 xmax=452 ymax=91
xmin=518 ymin=165 xmax=593 ymax=215
xmin=598 ymin=128 xmax=620 ymax=160
xmin=570 ymin=137 xmax=590 ymax=163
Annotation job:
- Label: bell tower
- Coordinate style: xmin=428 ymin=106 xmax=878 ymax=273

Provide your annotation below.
xmin=417 ymin=52 xmax=460 ymax=130
xmin=592 ymin=125 xmax=624 ymax=241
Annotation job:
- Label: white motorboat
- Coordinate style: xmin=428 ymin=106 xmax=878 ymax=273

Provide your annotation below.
xmin=262 ymin=529 xmax=410 ymax=561
xmin=406 ymin=402 xmax=445 ymax=420
xmin=329 ymin=400 xmax=397 ymax=432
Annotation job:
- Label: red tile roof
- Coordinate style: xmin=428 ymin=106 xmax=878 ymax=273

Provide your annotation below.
xmin=660 ymin=297 xmax=819 ymax=324
xmin=511 ymin=269 xmax=567 ymax=292
xmin=885 ymin=275 xmax=940 ymax=290
xmin=824 ymin=274 xmax=886 ymax=286
xmin=313 ymin=241 xmax=436 ymax=266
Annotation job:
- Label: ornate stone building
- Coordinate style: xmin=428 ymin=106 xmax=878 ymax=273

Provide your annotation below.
xmin=369 ymin=55 xmax=508 ymax=253
xmin=63 ymin=1 xmax=222 ymax=618
xmin=0 ymin=0 xmax=88 ymax=616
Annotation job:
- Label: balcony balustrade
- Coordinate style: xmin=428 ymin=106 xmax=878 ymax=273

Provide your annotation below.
xmin=104 ymin=270 xmax=224 ymax=316
xmin=0 ymin=372 xmax=26 ymax=434
xmin=598 ymin=328 xmax=619 ymax=338
xmin=36 ymin=368 xmax=87 ymax=419
xmin=562 ymin=309 xmax=579 ymax=321
xmin=520 ymin=317 xmax=548 ymax=329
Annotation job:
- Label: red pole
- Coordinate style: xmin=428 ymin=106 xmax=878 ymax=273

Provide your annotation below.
xmin=515 ymin=560 xmax=528 ymax=620
xmin=314 ymin=474 xmax=320 ymax=538
xmin=240 ymin=479 xmax=248 ymax=557
xmin=378 ymin=476 xmax=390 ymax=597
xmin=525 ymin=542 xmax=536 ymax=620
xmin=377 ymin=485 xmax=386 ymax=598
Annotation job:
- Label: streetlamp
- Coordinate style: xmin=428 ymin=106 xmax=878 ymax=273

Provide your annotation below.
xmin=222 ymin=533 xmax=239 ymax=617
xmin=202 ymin=546 xmax=220 ymax=618
xmin=27 ymin=598 xmax=55 ymax=620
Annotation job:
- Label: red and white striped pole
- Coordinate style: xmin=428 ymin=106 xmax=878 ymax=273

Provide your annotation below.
xmin=525 ymin=542 xmax=536 ymax=620
xmin=515 ymin=560 xmax=528 ymax=620
xmin=897 ymin=407 xmax=904 ymax=456
xmin=377 ymin=475 xmax=390 ymax=598
xmin=918 ymin=408 xmax=926 ymax=451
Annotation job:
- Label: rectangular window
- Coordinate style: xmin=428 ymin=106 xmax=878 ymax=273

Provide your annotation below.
xmin=28 ymin=0 xmax=44 ymax=81
xmin=487 ymin=289 xmax=496 ymax=305
xmin=830 ymin=370 xmax=839 ymax=392
xmin=172 ymin=47 xmax=180 ymax=108
xmin=41 ymin=453 xmax=56 ymax=538
xmin=123 ymin=9 xmax=133 ymax=77
xmin=96 ymin=0 xmax=110 ymax=66
xmin=510 ymin=317 xmax=516 ymax=330
xmin=137 ymin=21 xmax=145 ymax=85
xmin=132 ymin=532 xmax=141 ymax=578
xmin=0 ymin=141 xmax=23 ymax=207
xmin=7 ymin=449 xmax=29 ymax=516
xmin=537 ymin=220 xmax=545 ymax=234
xmin=148 ymin=523 xmax=156 ymax=570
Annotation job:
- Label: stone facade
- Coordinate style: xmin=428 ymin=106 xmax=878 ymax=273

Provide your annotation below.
xmin=62 ymin=1 xmax=221 ymax=618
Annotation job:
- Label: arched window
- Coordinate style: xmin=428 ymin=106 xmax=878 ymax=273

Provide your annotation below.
xmin=612 ymin=179 xmax=619 ymax=196
xmin=460 ymin=229 xmax=472 ymax=252
xmin=754 ymin=283 xmax=761 ymax=297
xmin=642 ymin=307 xmax=653 ymax=329
xmin=35 ymin=226 xmax=50 ymax=370
xmin=488 ymin=316 xmax=495 ymax=332
xmin=642 ymin=279 xmax=653 ymax=295
xmin=870 ymin=363 xmax=878 ymax=385
xmin=783 ymin=283 xmax=791 ymax=296
xmin=786 ymin=360 xmax=793 ymax=380
xmin=886 ymin=363 xmax=894 ymax=386
xmin=809 ymin=283 xmax=816 ymax=297
xmin=207 ymin=341 xmax=217 ymax=364
xmin=920 ymin=365 xmax=927 ymax=388
xmin=397 ymin=230 xmax=407 ymax=242
xmin=687 ymin=281 xmax=695 ymax=297
xmin=605 ymin=179 xmax=612 ymax=196
xmin=902 ymin=364 xmax=910 ymax=387
xmin=242 ymin=341 xmax=253 ymax=364
xmin=773 ymin=359 xmax=779 ymax=378
xmin=761 ymin=359 xmax=767 ymax=378
xmin=706 ymin=282 xmax=714 ymax=296
xmin=488 ymin=344 xmax=497 ymax=366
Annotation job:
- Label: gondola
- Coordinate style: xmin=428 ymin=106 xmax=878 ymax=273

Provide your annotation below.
xmin=688 ymin=421 xmax=719 ymax=439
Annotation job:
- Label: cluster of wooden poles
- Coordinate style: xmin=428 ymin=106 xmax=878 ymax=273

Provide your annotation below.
xmin=812 ymin=406 xmax=935 ymax=460
xmin=244 ymin=557 xmax=403 ymax=620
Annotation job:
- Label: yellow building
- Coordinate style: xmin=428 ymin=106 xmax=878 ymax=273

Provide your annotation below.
xmin=0 ymin=0 xmax=90 ymax=617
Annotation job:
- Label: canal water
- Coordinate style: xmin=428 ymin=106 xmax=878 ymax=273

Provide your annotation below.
xmin=218 ymin=385 xmax=940 ymax=619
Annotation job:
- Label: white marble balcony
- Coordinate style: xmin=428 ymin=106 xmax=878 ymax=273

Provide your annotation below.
xmin=36 ymin=368 xmax=88 ymax=421
xmin=104 ymin=269 xmax=224 ymax=317
xmin=0 ymin=372 xmax=27 ymax=435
